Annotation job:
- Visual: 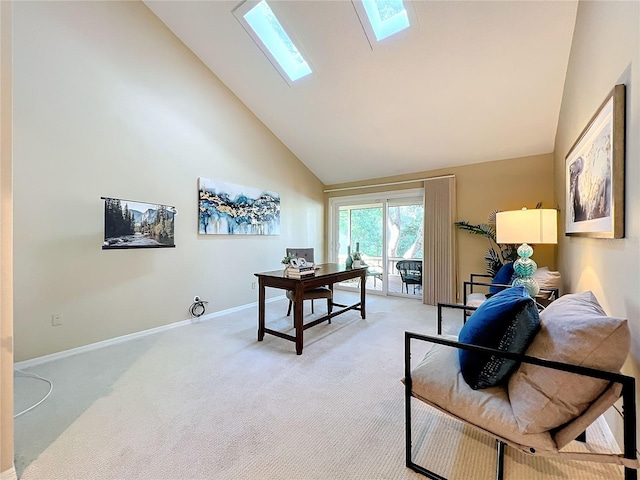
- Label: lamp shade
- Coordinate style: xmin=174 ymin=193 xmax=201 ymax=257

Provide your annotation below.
xmin=496 ymin=208 xmax=558 ymax=245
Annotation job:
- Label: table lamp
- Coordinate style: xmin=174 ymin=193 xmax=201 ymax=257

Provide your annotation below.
xmin=496 ymin=208 xmax=558 ymax=297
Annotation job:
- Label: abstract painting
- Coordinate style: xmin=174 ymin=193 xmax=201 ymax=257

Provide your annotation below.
xmin=102 ymin=197 xmax=176 ymax=249
xmin=198 ymin=178 xmax=280 ymax=235
xmin=565 ymin=84 xmax=625 ymax=238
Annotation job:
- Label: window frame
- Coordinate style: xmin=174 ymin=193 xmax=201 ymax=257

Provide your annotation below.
xmin=352 ymin=0 xmax=419 ymax=49
xmin=232 ymin=0 xmax=315 ymax=86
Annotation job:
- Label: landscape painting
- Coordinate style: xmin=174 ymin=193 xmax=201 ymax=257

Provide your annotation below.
xmin=102 ymin=197 xmax=176 ymax=249
xmin=198 ymin=177 xmax=280 ymax=235
xmin=565 ymin=84 xmax=625 ymax=238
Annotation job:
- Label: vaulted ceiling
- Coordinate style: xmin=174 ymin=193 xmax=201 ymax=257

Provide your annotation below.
xmin=145 ymin=1 xmax=578 ymax=185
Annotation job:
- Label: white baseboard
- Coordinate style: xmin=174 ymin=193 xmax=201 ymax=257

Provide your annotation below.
xmin=597 ymin=414 xmax=620 ymax=451
xmin=15 ymin=295 xmax=285 ymax=370
xmin=1 ymin=466 xmax=17 ymax=480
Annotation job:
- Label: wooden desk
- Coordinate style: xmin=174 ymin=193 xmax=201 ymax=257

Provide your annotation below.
xmin=255 ymin=263 xmax=367 ymax=354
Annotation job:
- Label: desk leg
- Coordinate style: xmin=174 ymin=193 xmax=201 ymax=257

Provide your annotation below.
xmin=258 ymin=278 xmax=265 ymax=341
xmin=294 ymin=283 xmax=304 ymax=355
xmin=360 ymin=271 xmax=366 ymax=319
xmin=327 ymin=283 xmax=333 ymax=323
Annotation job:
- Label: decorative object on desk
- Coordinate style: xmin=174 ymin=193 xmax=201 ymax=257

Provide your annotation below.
xmin=282 ymin=252 xmax=296 ymax=274
xmin=198 ymin=177 xmax=280 ymax=235
xmin=345 ymin=245 xmax=353 ymax=269
xmin=101 ymin=197 xmax=176 ymax=249
xmin=286 ymin=269 xmax=315 ymax=278
xmin=281 ymin=248 xmax=331 ymax=318
xmin=282 ymin=252 xmax=295 ymax=265
xmin=286 ymin=257 xmax=315 ymax=278
xmin=565 ymin=84 xmax=625 ymax=238
xmin=496 ymin=208 xmax=558 ymax=297
xmin=352 ymin=251 xmax=362 ymax=268
xmin=455 ymin=211 xmax=517 ymax=276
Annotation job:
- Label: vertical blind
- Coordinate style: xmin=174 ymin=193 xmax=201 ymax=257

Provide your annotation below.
xmin=423 ymin=176 xmax=457 ymax=305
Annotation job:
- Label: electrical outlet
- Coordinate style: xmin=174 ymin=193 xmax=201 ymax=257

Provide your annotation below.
xmin=251 ymin=281 xmax=256 ymax=290
xmin=51 ymin=314 xmax=62 ymax=326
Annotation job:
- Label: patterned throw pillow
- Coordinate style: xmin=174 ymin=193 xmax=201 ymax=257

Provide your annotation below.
xmin=458 ymin=286 xmax=540 ymax=389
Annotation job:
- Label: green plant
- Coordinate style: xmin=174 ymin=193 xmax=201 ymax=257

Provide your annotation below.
xmin=281 ymin=252 xmax=295 ymax=265
xmin=352 ymin=251 xmax=362 ymax=261
xmin=455 ymin=210 xmax=517 ymax=276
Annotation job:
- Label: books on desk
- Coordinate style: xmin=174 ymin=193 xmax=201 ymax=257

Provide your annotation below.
xmin=286 ymin=266 xmax=315 ymax=278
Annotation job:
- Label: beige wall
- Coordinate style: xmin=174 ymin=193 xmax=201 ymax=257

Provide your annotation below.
xmin=1 ymin=1 xmax=15 ymax=478
xmin=12 ymin=1 xmax=325 ymax=362
xmin=325 ymin=153 xmax=556 ymax=300
xmin=554 ymin=1 xmax=639 ymax=444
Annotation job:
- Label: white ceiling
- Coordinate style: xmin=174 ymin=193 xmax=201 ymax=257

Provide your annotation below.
xmin=145 ymin=0 xmax=578 ymax=185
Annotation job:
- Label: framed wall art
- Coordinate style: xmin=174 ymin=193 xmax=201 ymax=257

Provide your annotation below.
xmin=565 ymin=84 xmax=625 ymax=238
xmin=198 ymin=177 xmax=280 ymax=235
xmin=102 ymin=197 xmax=176 ymax=249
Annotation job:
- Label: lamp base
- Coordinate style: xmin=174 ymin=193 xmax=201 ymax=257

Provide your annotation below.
xmin=512 ymin=276 xmax=539 ymax=297
xmin=513 ymin=243 xmax=539 ymax=297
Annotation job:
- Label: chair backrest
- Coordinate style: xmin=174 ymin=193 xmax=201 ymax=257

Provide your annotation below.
xmin=396 ymin=260 xmax=422 ymax=281
xmin=396 ymin=260 xmax=422 ymax=273
xmin=286 ymin=248 xmax=314 ymax=263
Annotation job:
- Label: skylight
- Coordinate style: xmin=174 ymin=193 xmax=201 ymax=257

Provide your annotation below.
xmin=352 ymin=0 xmax=415 ymax=47
xmin=362 ymin=0 xmax=410 ymax=41
xmin=234 ymin=1 xmax=312 ymax=83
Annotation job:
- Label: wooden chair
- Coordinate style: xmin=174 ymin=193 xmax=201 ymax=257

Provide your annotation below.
xmin=284 ymin=248 xmax=332 ymax=316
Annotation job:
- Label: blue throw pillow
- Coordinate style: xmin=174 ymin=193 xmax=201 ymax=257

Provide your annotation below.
xmin=458 ymin=286 xmax=540 ymax=389
xmin=489 ymin=262 xmax=514 ymax=294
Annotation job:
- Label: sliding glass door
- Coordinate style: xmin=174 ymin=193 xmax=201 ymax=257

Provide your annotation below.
xmin=329 ymin=189 xmax=423 ymax=297
xmin=387 ymin=197 xmax=423 ymax=296
xmin=337 ymin=203 xmax=384 ymax=292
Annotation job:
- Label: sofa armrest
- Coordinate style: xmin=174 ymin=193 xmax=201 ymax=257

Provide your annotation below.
xmin=436 ymin=302 xmax=477 ymax=334
xmin=463 ymin=282 xmax=559 ymax=306
xmin=405 ymin=331 xmax=631 ymax=383
xmin=470 ymin=273 xmax=493 ymax=283
xmin=463 ymin=280 xmax=511 ymax=304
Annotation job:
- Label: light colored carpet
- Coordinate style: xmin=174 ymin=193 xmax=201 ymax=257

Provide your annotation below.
xmin=14 ymin=292 xmax=623 ymax=479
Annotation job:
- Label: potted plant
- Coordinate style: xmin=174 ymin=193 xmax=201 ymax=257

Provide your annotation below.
xmin=281 ymin=252 xmax=295 ymax=273
xmin=455 ymin=210 xmax=518 ymax=276
xmin=352 ymin=251 xmax=362 ymax=268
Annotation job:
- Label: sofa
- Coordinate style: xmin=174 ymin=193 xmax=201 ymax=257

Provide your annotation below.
xmin=404 ymin=290 xmax=638 ymax=480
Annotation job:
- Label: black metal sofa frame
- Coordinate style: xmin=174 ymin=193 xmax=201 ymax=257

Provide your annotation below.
xmin=463 ymin=273 xmax=559 ymax=308
xmin=404 ymin=331 xmax=638 ymax=480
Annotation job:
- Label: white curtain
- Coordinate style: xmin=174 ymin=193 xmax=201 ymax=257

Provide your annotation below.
xmin=423 ymin=176 xmax=457 ymax=305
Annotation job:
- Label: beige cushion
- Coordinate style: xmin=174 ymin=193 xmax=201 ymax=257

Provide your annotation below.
xmin=532 ymin=266 xmax=561 ymax=291
xmin=552 ymin=382 xmax=622 ymax=449
xmin=508 ymin=291 xmax=629 ymax=434
xmin=410 ymin=337 xmax=556 ymax=452
xmin=466 ymin=292 xmax=487 ymax=308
